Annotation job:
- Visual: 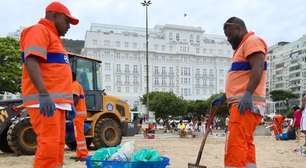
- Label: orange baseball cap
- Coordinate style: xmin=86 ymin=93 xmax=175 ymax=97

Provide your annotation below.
xmin=46 ymin=1 xmax=79 ymax=25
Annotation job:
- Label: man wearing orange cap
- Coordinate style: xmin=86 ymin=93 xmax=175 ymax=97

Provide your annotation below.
xmin=20 ymin=2 xmax=79 ymax=168
xmin=223 ymin=17 xmax=267 ymax=168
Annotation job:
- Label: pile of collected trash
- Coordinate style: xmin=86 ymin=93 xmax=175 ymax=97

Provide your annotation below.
xmin=87 ymin=141 xmax=169 ymax=168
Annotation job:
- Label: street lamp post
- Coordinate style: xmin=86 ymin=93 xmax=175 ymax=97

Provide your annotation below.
xmin=141 ymin=0 xmax=151 ymax=118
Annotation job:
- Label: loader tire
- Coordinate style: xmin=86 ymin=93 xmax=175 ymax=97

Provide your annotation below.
xmin=93 ymin=118 xmax=122 ymax=149
xmin=0 ymin=126 xmax=13 ymax=153
xmin=7 ymin=118 xmax=36 ymax=155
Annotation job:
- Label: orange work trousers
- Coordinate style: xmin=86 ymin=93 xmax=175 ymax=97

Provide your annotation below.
xmin=73 ymin=115 xmax=88 ymax=158
xmin=272 ymin=123 xmax=283 ymax=136
xmin=224 ymin=105 xmax=262 ymax=168
xmin=27 ymin=108 xmax=65 ymax=168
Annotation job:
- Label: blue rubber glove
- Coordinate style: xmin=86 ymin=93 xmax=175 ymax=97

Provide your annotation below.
xmin=238 ymin=91 xmax=253 ymax=115
xmin=39 ymin=93 xmax=56 ymax=117
xmin=67 ymin=105 xmax=76 ymax=120
xmin=212 ymin=95 xmax=226 ymax=106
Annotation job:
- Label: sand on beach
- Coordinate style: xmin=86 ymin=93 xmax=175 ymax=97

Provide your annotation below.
xmin=0 ymin=132 xmax=305 ymax=168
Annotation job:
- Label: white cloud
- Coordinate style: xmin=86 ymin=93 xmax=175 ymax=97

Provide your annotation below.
xmin=0 ymin=0 xmax=305 ymax=46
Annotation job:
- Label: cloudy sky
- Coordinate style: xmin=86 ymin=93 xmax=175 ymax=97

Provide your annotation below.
xmin=0 ymin=0 xmax=305 ymax=46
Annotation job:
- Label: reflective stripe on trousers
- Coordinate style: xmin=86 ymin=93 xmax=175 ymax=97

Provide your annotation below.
xmin=76 ymin=111 xmax=87 ymax=116
xmin=77 ymin=140 xmax=87 ymax=150
xmin=78 ymin=145 xmax=87 ymax=150
xmin=77 ymin=140 xmax=86 ymax=145
xmin=225 ymin=164 xmax=256 ymax=168
xmin=246 ymin=163 xmax=256 ymax=168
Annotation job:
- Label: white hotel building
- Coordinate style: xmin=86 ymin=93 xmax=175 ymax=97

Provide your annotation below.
xmin=267 ymin=35 xmax=306 ymax=110
xmin=82 ymin=23 xmax=232 ymax=109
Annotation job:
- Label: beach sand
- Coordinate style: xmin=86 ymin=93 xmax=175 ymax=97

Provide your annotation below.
xmin=0 ymin=132 xmax=305 ymax=168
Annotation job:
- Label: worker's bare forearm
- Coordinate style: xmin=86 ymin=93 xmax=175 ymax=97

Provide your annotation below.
xmin=25 ymin=56 xmax=48 ymax=94
xmin=73 ymin=95 xmax=79 ymax=106
xmin=246 ymin=52 xmax=265 ymax=94
xmin=246 ymin=67 xmax=262 ymax=93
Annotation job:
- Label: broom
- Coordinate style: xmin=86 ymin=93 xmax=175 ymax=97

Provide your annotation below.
xmin=188 ymin=103 xmax=220 ymax=168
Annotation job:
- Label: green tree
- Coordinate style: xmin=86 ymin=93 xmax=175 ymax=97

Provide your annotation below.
xmin=62 ymin=38 xmax=84 ymax=54
xmin=140 ymin=91 xmax=161 ymax=105
xmin=140 ymin=91 xmax=187 ymax=119
xmin=270 ymin=90 xmax=297 ymax=116
xmin=186 ymin=100 xmax=209 ymax=116
xmin=0 ymin=37 xmax=21 ymax=94
xmin=285 ymin=107 xmax=294 ymax=118
xmin=269 ymin=90 xmax=297 ymax=101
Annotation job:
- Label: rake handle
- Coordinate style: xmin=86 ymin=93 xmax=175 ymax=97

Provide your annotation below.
xmin=195 ymin=105 xmax=218 ymax=165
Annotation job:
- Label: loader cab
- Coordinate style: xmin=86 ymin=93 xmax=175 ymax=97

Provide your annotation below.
xmin=68 ymin=53 xmax=103 ymax=112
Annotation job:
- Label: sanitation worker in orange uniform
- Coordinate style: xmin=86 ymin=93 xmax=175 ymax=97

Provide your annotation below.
xmin=20 ymin=2 xmax=79 ymax=168
xmin=272 ymin=114 xmax=285 ymax=137
xmin=223 ymin=17 xmax=268 ymax=168
xmin=70 ymin=72 xmax=89 ymax=161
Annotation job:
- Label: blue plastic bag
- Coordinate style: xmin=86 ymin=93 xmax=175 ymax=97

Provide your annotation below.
xmin=276 ymin=133 xmax=288 ymax=140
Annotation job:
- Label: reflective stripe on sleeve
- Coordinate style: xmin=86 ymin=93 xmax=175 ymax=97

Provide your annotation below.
xmin=72 ymin=91 xmax=79 ymax=95
xmin=24 ymin=46 xmax=47 ymax=58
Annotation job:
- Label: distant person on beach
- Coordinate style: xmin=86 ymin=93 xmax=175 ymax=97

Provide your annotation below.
xmin=272 ymin=114 xmax=285 ymax=139
xmin=292 ymin=106 xmax=302 ymax=141
xmin=301 ymin=95 xmax=306 ymax=146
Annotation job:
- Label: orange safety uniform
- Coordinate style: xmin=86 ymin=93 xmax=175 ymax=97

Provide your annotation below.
xmin=20 ymin=19 xmax=72 ymax=168
xmin=72 ymin=81 xmax=88 ymax=158
xmin=225 ymin=32 xmax=268 ymax=168
xmin=272 ymin=114 xmax=285 ymax=136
